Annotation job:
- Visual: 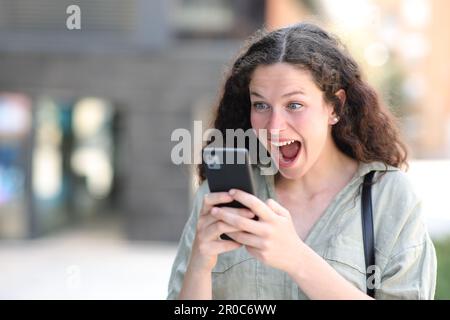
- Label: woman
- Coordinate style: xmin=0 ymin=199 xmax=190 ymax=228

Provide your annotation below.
xmin=167 ymin=23 xmax=437 ymax=299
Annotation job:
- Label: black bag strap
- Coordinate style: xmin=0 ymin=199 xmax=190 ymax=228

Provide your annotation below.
xmin=361 ymin=170 xmax=376 ymax=298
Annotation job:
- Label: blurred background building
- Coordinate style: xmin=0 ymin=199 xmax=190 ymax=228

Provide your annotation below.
xmin=0 ymin=0 xmax=264 ymax=242
xmin=1 ymin=0 xmax=450 ymax=299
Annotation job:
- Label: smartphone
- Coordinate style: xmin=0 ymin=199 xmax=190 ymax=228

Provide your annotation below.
xmin=203 ymin=147 xmax=258 ymax=240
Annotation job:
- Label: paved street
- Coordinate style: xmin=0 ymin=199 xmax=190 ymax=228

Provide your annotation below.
xmin=0 ymin=223 xmax=178 ymax=299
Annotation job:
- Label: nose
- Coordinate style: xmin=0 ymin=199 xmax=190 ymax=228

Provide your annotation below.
xmin=267 ymin=109 xmax=287 ymax=134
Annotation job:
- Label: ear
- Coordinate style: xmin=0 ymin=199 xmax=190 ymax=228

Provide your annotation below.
xmin=328 ymin=89 xmax=346 ymax=125
xmin=335 ymin=89 xmax=346 ymax=109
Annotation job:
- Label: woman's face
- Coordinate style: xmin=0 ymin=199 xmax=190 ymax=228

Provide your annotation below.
xmin=249 ymin=63 xmax=336 ymax=180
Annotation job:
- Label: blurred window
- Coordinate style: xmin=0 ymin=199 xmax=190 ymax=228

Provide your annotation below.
xmin=0 ymin=0 xmax=168 ymax=51
xmin=171 ymin=0 xmax=265 ymax=38
xmin=0 ymin=93 xmax=31 ymax=238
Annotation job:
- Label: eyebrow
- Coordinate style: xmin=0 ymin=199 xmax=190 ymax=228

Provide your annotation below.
xmin=249 ymin=90 xmax=305 ymax=99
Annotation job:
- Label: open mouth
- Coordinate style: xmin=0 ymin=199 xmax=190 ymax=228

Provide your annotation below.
xmin=270 ymin=139 xmax=302 ymax=167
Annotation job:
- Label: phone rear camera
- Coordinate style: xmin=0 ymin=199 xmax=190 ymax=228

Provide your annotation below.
xmin=205 ymin=153 xmax=221 ymax=170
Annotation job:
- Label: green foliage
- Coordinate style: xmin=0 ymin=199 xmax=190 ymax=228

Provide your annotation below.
xmin=434 ymin=237 xmax=450 ymax=299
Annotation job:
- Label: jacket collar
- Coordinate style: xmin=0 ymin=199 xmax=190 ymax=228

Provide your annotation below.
xmin=259 ymin=161 xmax=401 ymax=197
xmin=355 ymin=161 xmax=400 ymax=178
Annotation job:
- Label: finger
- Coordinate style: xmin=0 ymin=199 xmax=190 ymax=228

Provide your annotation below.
xmin=226 ymin=231 xmax=262 ymax=248
xmin=211 ymin=207 xmax=266 ymax=236
xmin=197 ymin=213 xmax=218 ymax=231
xmin=203 ymin=221 xmax=242 ymax=241
xmin=208 ymin=239 xmax=242 ymax=255
xmin=266 ymin=198 xmax=290 ymax=218
xmin=201 ymin=192 xmax=234 ymax=216
xmin=199 ymin=206 xmax=255 ymax=231
xmin=228 ymin=189 xmax=273 ymax=221
xmin=218 ymin=206 xmax=255 ymax=219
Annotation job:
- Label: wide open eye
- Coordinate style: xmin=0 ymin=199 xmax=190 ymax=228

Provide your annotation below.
xmin=252 ymin=102 xmax=270 ymax=112
xmin=287 ymin=102 xmax=304 ymax=111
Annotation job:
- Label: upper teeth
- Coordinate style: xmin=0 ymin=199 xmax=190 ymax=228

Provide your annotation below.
xmin=271 ymin=139 xmax=296 ymax=147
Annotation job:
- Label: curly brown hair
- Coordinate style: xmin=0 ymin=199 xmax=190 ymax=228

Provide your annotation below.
xmin=198 ymin=22 xmax=408 ymax=182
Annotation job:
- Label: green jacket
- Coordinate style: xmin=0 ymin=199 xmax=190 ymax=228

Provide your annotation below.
xmin=167 ymin=162 xmax=437 ymax=299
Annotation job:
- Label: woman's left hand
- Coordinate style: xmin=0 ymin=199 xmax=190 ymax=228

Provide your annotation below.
xmin=210 ymin=189 xmax=305 ymax=274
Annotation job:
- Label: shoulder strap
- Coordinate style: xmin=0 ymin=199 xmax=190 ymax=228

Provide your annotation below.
xmin=361 ymin=171 xmax=376 ymax=298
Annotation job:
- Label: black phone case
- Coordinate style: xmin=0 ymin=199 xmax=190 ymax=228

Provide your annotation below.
xmin=203 ymin=148 xmax=258 ymax=240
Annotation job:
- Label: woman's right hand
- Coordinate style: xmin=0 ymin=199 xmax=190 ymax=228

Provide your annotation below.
xmin=189 ymin=192 xmax=254 ymax=272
